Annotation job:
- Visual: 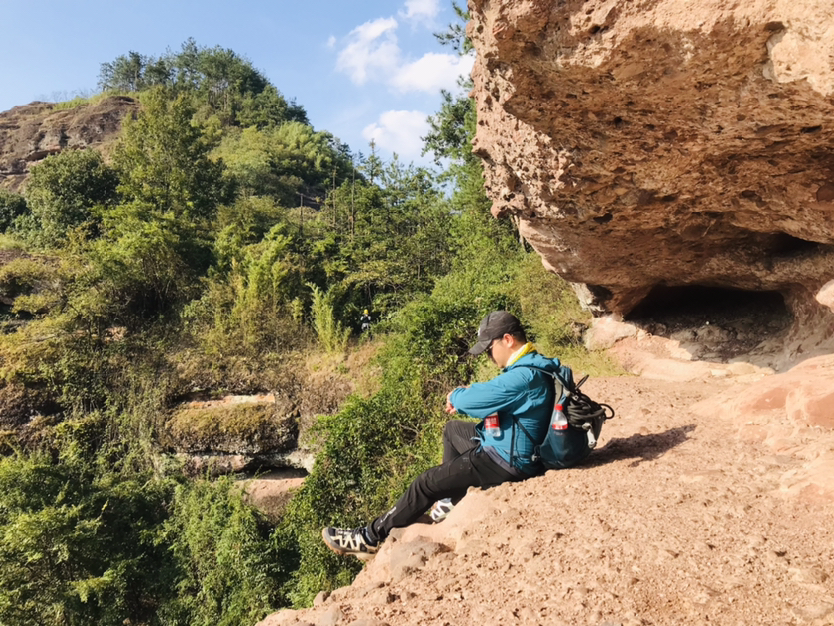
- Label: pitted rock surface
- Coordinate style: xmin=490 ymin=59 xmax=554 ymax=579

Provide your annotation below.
xmin=468 ymin=0 xmax=834 ymax=325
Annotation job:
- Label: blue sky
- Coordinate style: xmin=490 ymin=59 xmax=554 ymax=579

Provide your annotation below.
xmin=1 ymin=0 xmax=473 ymax=165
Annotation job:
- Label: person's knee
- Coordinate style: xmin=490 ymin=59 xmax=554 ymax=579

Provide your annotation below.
xmin=444 ymin=418 xmax=468 ymax=432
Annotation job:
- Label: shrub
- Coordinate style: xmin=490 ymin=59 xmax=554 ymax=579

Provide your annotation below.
xmin=0 ymin=446 xmax=175 ymax=626
xmin=160 ymin=477 xmax=281 ymax=626
xmin=0 ymin=405 xmax=288 ymax=626
xmin=0 ymin=258 xmax=57 ymax=306
xmin=182 ymin=221 xmax=308 ymax=366
xmin=86 ymin=207 xmax=203 ymax=326
xmin=22 ymin=149 xmax=118 ymax=248
xmin=309 ymin=284 xmax=349 ymax=354
xmin=0 ymin=189 xmax=28 ymax=233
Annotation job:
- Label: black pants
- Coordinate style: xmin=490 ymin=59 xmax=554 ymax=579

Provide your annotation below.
xmin=366 ymin=420 xmax=522 ymax=542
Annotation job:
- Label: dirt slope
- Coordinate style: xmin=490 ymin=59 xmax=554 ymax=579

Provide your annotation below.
xmin=259 ymin=346 xmax=834 ymax=626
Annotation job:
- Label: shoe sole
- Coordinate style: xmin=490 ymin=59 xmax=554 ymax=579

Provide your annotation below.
xmin=321 ymin=528 xmax=376 ymax=561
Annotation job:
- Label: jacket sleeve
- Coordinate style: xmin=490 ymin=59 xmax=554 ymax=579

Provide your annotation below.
xmin=448 ymin=370 xmax=530 ymax=419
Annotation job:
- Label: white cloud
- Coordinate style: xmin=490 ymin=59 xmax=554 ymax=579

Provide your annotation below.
xmin=336 ymin=17 xmax=401 ymax=85
xmin=391 ymin=51 xmax=475 ymax=94
xmin=362 ymin=110 xmax=430 ymax=160
xmin=326 ymin=35 xmax=336 ymax=49
xmin=400 ymin=0 xmax=441 ymax=22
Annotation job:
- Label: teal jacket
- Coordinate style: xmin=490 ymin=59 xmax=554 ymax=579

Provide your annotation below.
xmin=448 ymin=351 xmax=573 ymax=475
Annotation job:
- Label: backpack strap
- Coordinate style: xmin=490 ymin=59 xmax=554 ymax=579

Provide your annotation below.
xmin=519 ymin=365 xmax=573 ymax=398
xmin=511 ymin=413 xmax=543 ymax=464
xmin=508 ymin=367 xmax=559 ymax=468
xmin=520 ymin=366 xmax=613 ymax=422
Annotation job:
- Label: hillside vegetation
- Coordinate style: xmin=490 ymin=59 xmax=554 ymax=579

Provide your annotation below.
xmin=0 ymin=37 xmax=613 ymax=625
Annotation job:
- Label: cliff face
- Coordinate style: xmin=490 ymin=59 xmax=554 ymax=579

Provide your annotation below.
xmin=468 ymin=0 xmax=834 ymax=333
xmin=0 ymin=96 xmax=137 ymax=191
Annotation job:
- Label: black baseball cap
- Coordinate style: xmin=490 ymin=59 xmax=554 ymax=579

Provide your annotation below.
xmin=468 ymin=311 xmax=524 ymax=355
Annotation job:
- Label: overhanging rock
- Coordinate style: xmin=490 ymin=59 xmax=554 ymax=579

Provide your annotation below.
xmin=469 ymin=0 xmax=834 ymax=324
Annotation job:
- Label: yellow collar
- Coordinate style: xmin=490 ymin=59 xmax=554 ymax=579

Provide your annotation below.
xmin=506 ymin=342 xmax=535 ymax=367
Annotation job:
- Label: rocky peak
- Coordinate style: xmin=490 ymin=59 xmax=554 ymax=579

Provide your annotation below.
xmin=0 ymin=96 xmax=138 ymax=192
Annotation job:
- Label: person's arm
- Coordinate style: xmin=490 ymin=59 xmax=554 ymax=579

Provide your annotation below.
xmin=444 ymin=386 xmax=468 ymax=414
xmin=447 ymin=371 xmax=528 ymax=418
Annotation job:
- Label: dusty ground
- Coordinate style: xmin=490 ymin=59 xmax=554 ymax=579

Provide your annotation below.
xmin=258 ymin=332 xmax=834 ymax=626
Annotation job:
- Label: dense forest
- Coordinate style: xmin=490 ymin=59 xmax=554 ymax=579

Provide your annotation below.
xmin=0 ymin=30 xmax=609 ymax=626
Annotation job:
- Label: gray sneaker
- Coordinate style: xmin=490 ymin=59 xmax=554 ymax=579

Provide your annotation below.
xmin=429 ymin=498 xmax=455 ymax=522
xmin=321 ymin=526 xmax=379 ymax=560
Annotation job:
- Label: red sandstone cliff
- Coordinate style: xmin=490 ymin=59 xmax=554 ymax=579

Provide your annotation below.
xmin=0 ymin=96 xmax=137 ymax=192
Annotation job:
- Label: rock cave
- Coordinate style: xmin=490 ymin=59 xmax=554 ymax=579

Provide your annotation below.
xmin=624 ymin=284 xmax=792 ymax=360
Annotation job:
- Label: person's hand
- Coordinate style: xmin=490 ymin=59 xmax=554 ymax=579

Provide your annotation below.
xmin=445 ymin=390 xmax=456 ymax=414
xmin=445 ymin=386 xmax=469 ymax=414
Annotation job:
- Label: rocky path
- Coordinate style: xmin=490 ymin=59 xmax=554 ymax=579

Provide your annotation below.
xmin=259 ymin=357 xmax=834 ymax=626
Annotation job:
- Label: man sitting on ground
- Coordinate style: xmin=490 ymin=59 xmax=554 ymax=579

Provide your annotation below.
xmin=322 ymin=311 xmax=570 ymax=559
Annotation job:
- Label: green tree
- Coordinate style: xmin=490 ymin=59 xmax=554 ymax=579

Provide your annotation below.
xmin=99 ymin=39 xmax=312 ymax=129
xmin=215 ymin=122 xmax=351 ymax=206
xmin=423 ymin=86 xmax=477 ymax=167
xmin=423 ymin=7 xmax=522 ymax=265
xmin=173 ymin=38 xmax=202 ymax=90
xmin=195 ymin=46 xmax=268 ymax=119
xmin=144 ymin=56 xmax=173 ymax=88
xmin=308 ymin=154 xmax=453 ymax=318
xmin=424 ymin=3 xmax=478 ymax=168
xmin=98 ymin=51 xmax=147 ymax=92
xmin=230 ymin=223 xmax=306 ymax=349
xmin=113 ymin=89 xmax=229 ymax=221
xmin=309 ymin=283 xmax=349 ymax=353
xmin=434 ymin=2 xmax=473 ymax=54
xmin=237 ymin=85 xmax=309 ymax=129
xmin=22 ymin=149 xmax=118 ymax=247
xmin=359 ymin=140 xmax=383 ymax=185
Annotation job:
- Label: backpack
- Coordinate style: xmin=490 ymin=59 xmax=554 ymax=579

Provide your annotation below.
xmin=513 ymin=366 xmax=615 ymax=470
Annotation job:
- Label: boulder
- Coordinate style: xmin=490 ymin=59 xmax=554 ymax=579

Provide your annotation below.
xmin=240 ymin=471 xmax=306 ymax=523
xmin=161 ymin=393 xmax=304 ymax=475
xmin=816 ymin=279 xmax=834 ymax=311
xmin=163 ymin=393 xmax=298 ymax=454
xmin=691 ymin=353 xmax=834 ymax=501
